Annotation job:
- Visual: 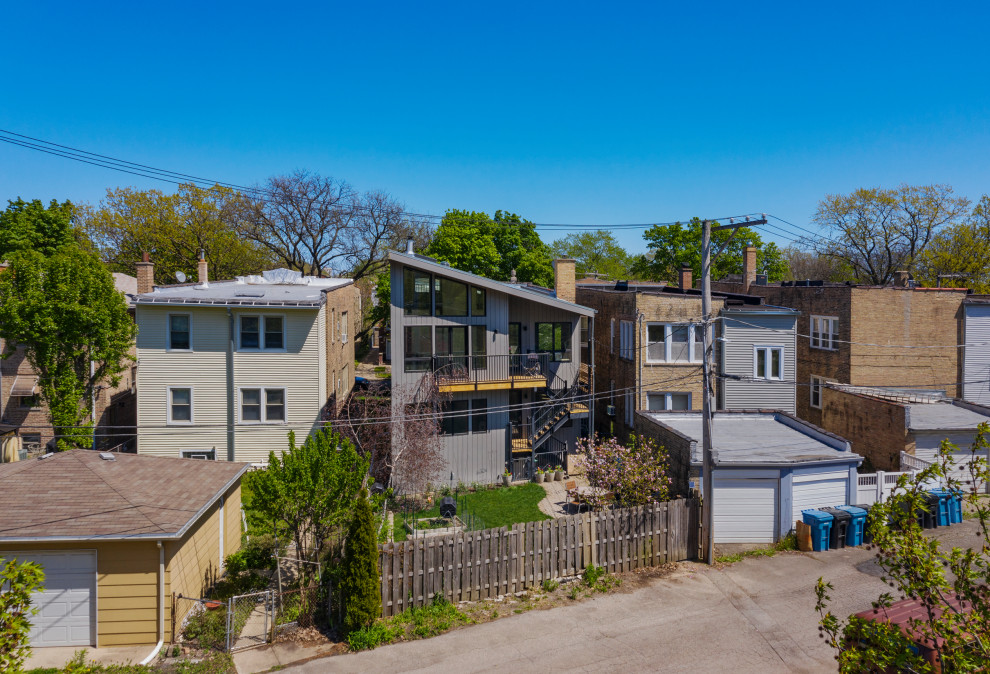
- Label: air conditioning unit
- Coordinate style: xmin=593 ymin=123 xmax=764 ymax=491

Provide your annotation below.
xmin=606 ymin=405 xmax=616 ymax=417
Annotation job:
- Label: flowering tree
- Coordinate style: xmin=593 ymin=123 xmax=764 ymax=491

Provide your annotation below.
xmin=576 ymin=434 xmax=671 ymax=509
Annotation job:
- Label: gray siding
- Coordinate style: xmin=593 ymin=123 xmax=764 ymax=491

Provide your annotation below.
xmin=964 ymin=304 xmax=990 ymax=405
xmin=721 ymin=314 xmax=797 ymax=414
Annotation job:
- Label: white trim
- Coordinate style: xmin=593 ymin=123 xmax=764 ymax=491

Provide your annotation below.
xmin=167 ymin=386 xmax=194 ymax=425
xmin=753 ymin=345 xmax=784 ymax=380
xmin=645 ymin=322 xmax=702 ymax=364
xmin=237 ymin=386 xmax=288 ymax=424
xmin=341 ymin=311 xmax=349 ymax=344
xmin=237 ymin=313 xmax=288 ymax=352
xmin=166 ymin=312 xmax=193 ymax=352
xmin=647 ymin=391 xmax=692 ymax=411
xmin=810 ymin=315 xmax=839 ymax=351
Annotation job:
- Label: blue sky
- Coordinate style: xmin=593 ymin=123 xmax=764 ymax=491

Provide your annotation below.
xmin=2 ymin=1 xmax=989 ymax=254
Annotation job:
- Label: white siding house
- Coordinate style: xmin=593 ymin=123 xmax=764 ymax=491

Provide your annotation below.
xmin=135 ymin=269 xmax=354 ymax=463
xmin=964 ymin=299 xmax=990 ymax=406
xmin=720 ymin=306 xmax=799 ymax=414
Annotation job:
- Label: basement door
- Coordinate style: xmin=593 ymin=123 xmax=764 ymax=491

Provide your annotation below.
xmin=17 ymin=550 xmax=97 ymax=647
xmin=713 ymin=476 xmax=778 ymax=543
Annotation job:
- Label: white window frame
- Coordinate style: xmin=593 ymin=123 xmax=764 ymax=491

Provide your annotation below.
xmin=341 ymin=311 xmax=348 ymax=344
xmin=619 ymin=320 xmax=635 ymax=361
xmin=647 ymin=392 xmax=692 ymax=411
xmin=181 ymin=449 xmax=216 ymax=460
xmin=810 ymin=315 xmax=839 ymax=351
xmin=238 ymin=314 xmax=287 ymax=352
xmin=166 ymin=313 xmax=193 ymax=352
xmin=645 ymin=323 xmax=702 ymax=364
xmin=810 ymin=375 xmax=833 ymax=409
xmin=167 ymin=386 xmax=194 ymax=425
xmin=754 ymin=346 xmax=784 ymax=380
xmin=238 ymin=387 xmax=288 ymax=424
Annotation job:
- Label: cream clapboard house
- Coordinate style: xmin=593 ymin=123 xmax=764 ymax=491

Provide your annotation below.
xmin=134 ymin=260 xmax=359 ymax=463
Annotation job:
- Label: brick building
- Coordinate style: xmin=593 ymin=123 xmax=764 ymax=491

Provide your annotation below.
xmin=714 ymin=260 xmax=967 ymax=427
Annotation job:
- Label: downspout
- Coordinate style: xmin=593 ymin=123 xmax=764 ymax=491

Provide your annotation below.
xmin=637 ymin=310 xmax=644 ymax=419
xmin=226 ymin=308 xmax=235 ymax=461
xmin=589 ymin=316 xmax=595 ymax=436
xmin=139 ymin=540 xmax=165 ymax=665
xmin=90 ymin=359 xmax=97 ymax=450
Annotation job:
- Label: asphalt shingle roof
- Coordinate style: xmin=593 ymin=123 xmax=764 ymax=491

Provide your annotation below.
xmin=0 ymin=450 xmax=247 ymax=541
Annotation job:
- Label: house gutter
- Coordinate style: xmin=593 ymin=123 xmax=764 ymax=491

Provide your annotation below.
xmin=138 ymin=540 xmax=165 ymax=666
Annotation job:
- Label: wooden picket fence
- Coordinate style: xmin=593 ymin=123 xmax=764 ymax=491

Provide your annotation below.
xmin=378 ymin=498 xmax=699 ymax=617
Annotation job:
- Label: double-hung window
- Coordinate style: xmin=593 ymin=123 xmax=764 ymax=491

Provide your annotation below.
xmin=811 ymin=316 xmax=839 ymax=350
xmin=754 ymin=346 xmax=784 ymax=380
xmin=810 ymin=375 xmax=832 ymax=409
xmin=340 ymin=312 xmax=348 ymax=343
xmin=536 ymin=322 xmax=572 ymax=362
xmin=240 ymin=388 xmax=286 ymax=423
xmin=645 ymin=323 xmax=702 ymax=363
xmin=619 ymin=320 xmax=634 ymax=361
xmin=441 ymin=399 xmax=470 ymax=435
xmin=169 ymin=387 xmax=193 ymax=423
xmin=240 ymin=316 xmax=284 ymax=350
xmin=647 ymin=392 xmax=691 ymax=411
xmin=168 ymin=314 xmax=191 ymax=351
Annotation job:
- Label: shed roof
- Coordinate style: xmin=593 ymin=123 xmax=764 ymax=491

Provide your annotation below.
xmin=0 ymin=450 xmax=248 ymax=541
xmin=390 ymin=251 xmax=595 ymax=316
xmin=906 ymin=402 xmax=990 ymax=431
xmin=640 ymin=411 xmax=859 ymax=467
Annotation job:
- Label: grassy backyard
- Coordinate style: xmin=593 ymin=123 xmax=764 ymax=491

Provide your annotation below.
xmin=393 ymin=483 xmax=549 ymax=541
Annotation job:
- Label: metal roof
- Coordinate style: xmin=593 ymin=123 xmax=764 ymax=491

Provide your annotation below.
xmin=641 ymin=411 xmax=858 ymax=467
xmin=390 ymin=251 xmax=596 ymax=316
xmin=906 ymin=402 xmax=990 ymax=431
xmin=133 ymin=270 xmax=353 ymax=308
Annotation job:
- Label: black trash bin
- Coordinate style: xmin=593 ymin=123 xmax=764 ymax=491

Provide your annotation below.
xmin=897 ymin=499 xmax=932 ymax=530
xmin=921 ymin=492 xmax=942 ymax=529
xmin=820 ymin=507 xmax=851 ymax=549
xmin=853 ymin=504 xmax=874 ymax=544
xmin=439 ymin=496 xmax=457 ymax=518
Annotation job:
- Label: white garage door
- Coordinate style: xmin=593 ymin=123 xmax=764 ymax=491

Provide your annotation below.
xmin=713 ymin=477 xmax=778 ymax=543
xmin=15 ymin=551 xmax=96 ymax=647
xmin=792 ymin=472 xmax=849 ymax=526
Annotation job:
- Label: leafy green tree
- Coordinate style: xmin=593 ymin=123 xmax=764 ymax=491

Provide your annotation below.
xmin=808 ymin=184 xmax=969 ymax=285
xmin=426 ymin=210 xmax=555 ymax=286
xmin=0 ymin=248 xmax=136 ymax=449
xmin=245 ymin=429 xmax=368 ymax=586
xmin=915 ymin=194 xmax=990 ymax=291
xmin=0 ymin=198 xmax=80 ymax=259
xmin=815 ymin=426 xmax=990 ymax=671
xmin=551 ymin=230 xmax=637 ymax=280
xmin=341 ymin=490 xmax=381 ymax=632
xmin=0 ymin=557 xmax=44 ymax=673
xmin=82 ymin=183 xmax=274 ymax=285
xmin=633 ymin=217 xmax=787 ymax=285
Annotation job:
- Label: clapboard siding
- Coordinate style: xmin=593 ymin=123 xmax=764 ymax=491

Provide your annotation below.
xmin=721 ymin=314 xmax=797 ymax=413
xmin=964 ymin=304 xmax=990 ymax=405
xmin=137 ymin=305 xmax=323 ymax=463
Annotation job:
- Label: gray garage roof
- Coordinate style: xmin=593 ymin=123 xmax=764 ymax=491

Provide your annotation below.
xmin=641 ymin=411 xmax=859 ymax=467
xmin=907 ymin=402 xmax=990 ymax=431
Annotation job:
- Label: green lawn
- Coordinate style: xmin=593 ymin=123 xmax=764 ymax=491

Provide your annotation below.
xmin=394 ymin=483 xmax=549 ymax=541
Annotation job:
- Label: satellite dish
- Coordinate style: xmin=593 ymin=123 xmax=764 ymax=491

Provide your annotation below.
xmin=175 ymin=271 xmax=187 ymax=283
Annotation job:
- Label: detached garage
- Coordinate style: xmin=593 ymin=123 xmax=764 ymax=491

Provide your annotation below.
xmin=0 ymin=450 xmax=247 ymax=654
xmin=637 ymin=410 xmax=862 ymax=543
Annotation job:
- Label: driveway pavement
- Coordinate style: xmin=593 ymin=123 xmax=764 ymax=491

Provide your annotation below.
xmin=271 ymin=519 xmax=980 ymax=674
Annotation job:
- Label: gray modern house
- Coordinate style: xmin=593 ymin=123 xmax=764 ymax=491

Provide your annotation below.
xmin=389 ymin=247 xmax=595 ymax=486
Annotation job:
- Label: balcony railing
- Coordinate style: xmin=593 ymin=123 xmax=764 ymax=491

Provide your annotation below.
xmin=419 ymin=353 xmax=553 ymax=389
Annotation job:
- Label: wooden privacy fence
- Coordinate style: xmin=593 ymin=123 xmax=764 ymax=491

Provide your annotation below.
xmin=378 ymin=498 xmax=699 ymax=617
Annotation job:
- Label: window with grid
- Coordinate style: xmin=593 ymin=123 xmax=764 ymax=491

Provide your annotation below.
xmin=754 ymin=346 xmax=784 ymax=380
xmin=240 ymin=388 xmax=286 ymax=423
xmin=240 ymin=316 xmax=284 ymax=350
xmin=340 ymin=312 xmax=348 ymax=343
xmin=811 ymin=316 xmax=839 ymax=350
xmin=645 ymin=323 xmax=702 ymax=363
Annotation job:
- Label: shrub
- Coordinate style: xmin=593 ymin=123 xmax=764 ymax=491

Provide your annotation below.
xmin=541 ymin=579 xmax=560 ymax=593
xmin=576 ymin=434 xmax=671 ymax=508
xmin=225 ymin=534 xmax=277 ymax=573
xmin=1 ymin=557 xmax=44 ymax=673
xmin=583 ymin=564 xmax=604 ymax=588
xmin=346 ymin=621 xmax=402 ymax=651
xmin=183 ymin=607 xmax=228 ymax=651
xmin=341 ymin=491 xmax=382 ymax=633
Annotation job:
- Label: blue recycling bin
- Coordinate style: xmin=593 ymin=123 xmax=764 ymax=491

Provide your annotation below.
xmin=949 ymin=491 xmax=963 ymax=524
xmin=802 ymin=509 xmax=834 ymax=552
xmin=835 ymin=505 xmax=867 ymax=546
xmin=929 ymin=490 xmax=952 ymax=527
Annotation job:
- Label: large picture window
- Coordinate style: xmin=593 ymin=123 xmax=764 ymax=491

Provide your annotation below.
xmin=404 ymin=326 xmax=432 ymax=372
xmin=435 ymin=277 xmax=468 ymax=316
xmin=811 ymin=316 xmax=839 ymax=350
xmin=536 ymin=322 xmax=572 ymax=362
xmin=403 ymin=268 xmax=432 ymax=316
xmin=645 ymin=323 xmax=702 ymax=363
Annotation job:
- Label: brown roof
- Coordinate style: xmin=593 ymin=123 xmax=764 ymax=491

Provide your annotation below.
xmin=0 ymin=450 xmax=248 ymax=541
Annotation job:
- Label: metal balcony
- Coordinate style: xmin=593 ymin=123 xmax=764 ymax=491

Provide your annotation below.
xmin=427 ymin=353 xmax=552 ymax=392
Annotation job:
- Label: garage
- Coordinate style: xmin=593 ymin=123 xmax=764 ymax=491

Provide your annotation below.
xmin=713 ymin=476 xmax=777 ymax=543
xmin=791 ymin=472 xmax=850 ymax=525
xmin=15 ymin=550 xmax=96 ymax=647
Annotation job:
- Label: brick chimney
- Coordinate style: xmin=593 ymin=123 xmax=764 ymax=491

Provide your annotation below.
xmin=893 ymin=270 xmax=909 ymax=287
xmin=678 ymin=264 xmax=693 ymax=290
xmin=136 ymin=252 xmax=154 ymax=294
xmin=743 ymin=246 xmax=758 ymax=293
xmin=553 ymin=259 xmax=576 ymax=303
xmin=198 ymin=249 xmax=208 ymax=285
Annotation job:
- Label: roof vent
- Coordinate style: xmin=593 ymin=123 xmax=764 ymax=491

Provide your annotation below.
xmin=406 ymin=237 xmax=415 ymax=254
xmin=99 ymin=452 xmax=116 ymax=461
xmin=234 ymin=290 xmax=266 ymax=298
xmin=38 ymin=452 xmax=55 ymax=460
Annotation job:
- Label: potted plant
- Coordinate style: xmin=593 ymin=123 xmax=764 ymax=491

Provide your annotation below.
xmin=554 ymin=465 xmax=564 ymax=481
xmin=502 ymin=468 xmax=511 ymax=487
xmin=533 ymin=467 xmax=545 ymax=483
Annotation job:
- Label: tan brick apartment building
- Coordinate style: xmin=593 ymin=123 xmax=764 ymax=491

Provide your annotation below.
xmin=714 ymin=275 xmax=967 ymax=428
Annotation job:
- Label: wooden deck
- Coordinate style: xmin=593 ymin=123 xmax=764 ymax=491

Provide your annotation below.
xmin=437 ymin=375 xmax=547 ymax=393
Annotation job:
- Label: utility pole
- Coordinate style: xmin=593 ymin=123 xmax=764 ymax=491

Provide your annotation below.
xmin=701 ymin=216 xmax=767 ymax=563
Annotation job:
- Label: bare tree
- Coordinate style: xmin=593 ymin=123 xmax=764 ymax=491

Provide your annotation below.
xmin=805 ymin=184 xmax=969 ymax=285
xmin=239 ymin=170 xmax=426 ymax=280
xmin=780 ymin=246 xmax=852 ymax=282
